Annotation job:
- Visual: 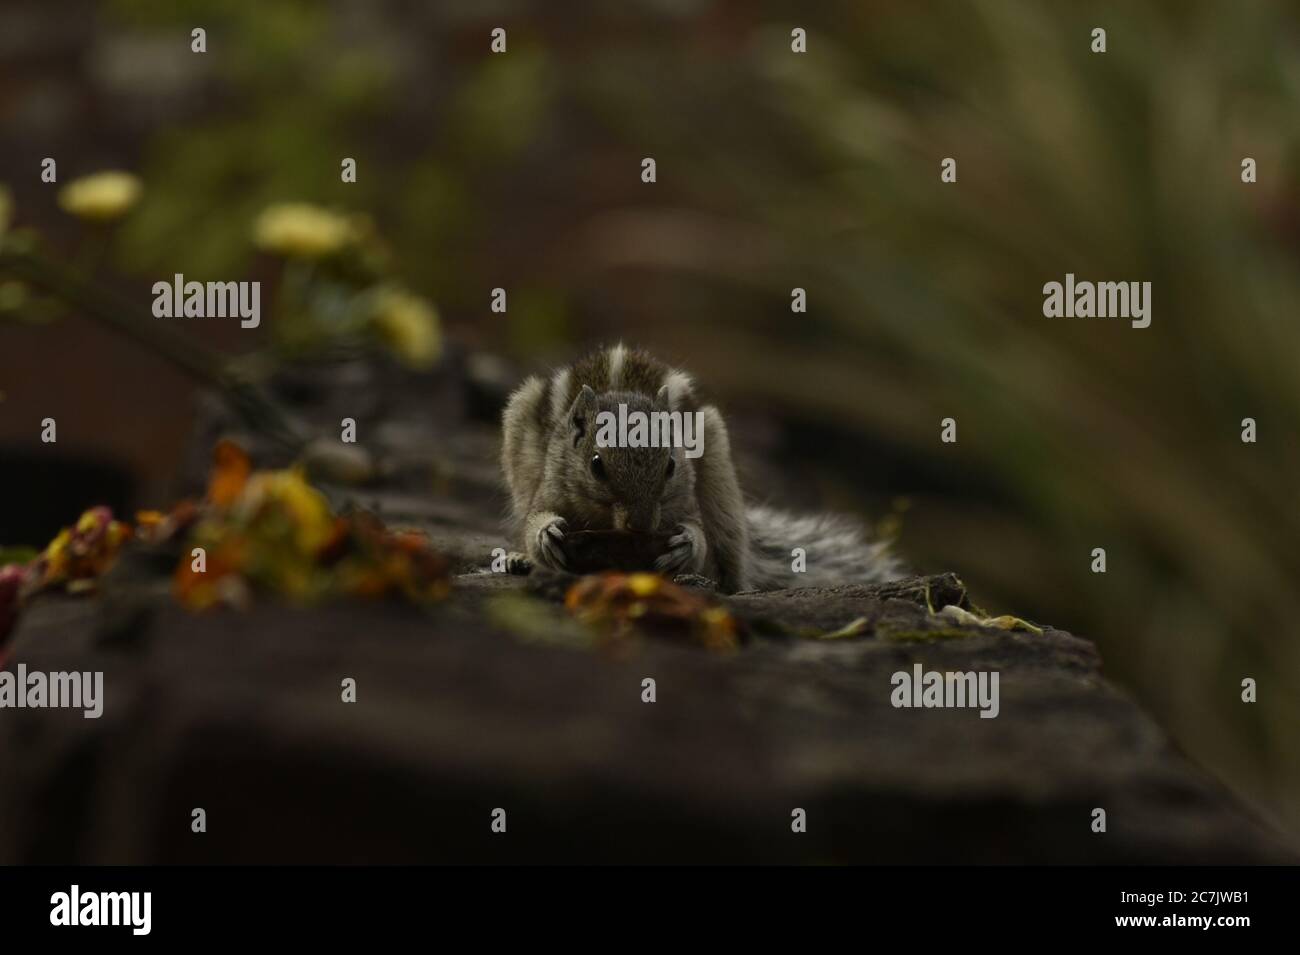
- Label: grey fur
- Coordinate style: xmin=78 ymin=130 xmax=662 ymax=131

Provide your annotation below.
xmin=743 ymin=505 xmax=902 ymax=590
xmin=500 ymin=345 xmax=901 ymax=592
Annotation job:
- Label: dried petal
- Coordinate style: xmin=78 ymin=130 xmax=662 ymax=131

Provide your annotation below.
xmin=207 ymin=439 xmax=252 ymax=506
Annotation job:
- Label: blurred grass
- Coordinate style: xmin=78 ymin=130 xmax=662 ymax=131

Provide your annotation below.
xmin=569 ymin=0 xmax=1300 ymax=827
xmin=84 ymin=0 xmax=1300 ymax=830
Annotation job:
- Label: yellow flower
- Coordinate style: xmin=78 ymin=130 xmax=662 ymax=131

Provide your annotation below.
xmin=41 ymin=529 xmax=72 ymax=582
xmin=253 ymin=203 xmax=355 ymax=258
xmin=370 ymin=286 xmax=442 ymax=368
xmin=57 ymin=171 xmax=142 ymax=222
xmin=627 ymin=573 xmax=661 ymax=597
xmin=237 ymin=468 xmax=336 ymax=554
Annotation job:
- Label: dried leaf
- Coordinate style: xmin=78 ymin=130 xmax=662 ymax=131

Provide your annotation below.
xmin=565 ymin=572 xmax=738 ymax=651
xmin=176 ymin=445 xmax=449 ymax=610
xmin=207 ymin=439 xmax=252 ymax=506
xmin=937 ymin=603 xmax=1042 ymax=634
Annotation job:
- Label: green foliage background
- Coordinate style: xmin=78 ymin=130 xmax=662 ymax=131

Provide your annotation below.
xmin=87 ymin=0 xmax=1300 ymax=833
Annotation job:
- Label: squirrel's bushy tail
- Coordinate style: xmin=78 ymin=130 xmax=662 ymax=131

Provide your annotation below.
xmin=743 ymin=505 xmax=902 ymax=591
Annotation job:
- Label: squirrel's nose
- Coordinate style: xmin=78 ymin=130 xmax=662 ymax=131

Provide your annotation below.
xmin=611 ymin=504 xmax=631 ymax=531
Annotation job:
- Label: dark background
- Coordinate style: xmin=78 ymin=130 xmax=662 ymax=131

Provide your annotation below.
xmin=1 ymin=0 xmax=1297 ymax=840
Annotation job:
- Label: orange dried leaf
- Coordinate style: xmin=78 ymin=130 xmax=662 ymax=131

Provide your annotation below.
xmin=564 ymin=572 xmax=739 ymax=651
xmin=208 ymin=439 xmax=252 ymax=506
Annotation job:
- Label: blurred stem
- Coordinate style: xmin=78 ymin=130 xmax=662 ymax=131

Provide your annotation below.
xmin=72 ymin=224 xmax=112 ymax=281
xmin=0 ymin=239 xmax=307 ymax=453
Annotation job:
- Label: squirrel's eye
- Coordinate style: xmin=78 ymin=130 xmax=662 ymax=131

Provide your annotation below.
xmin=665 ymin=456 xmax=676 ymax=479
xmin=590 ymin=453 xmax=607 ymax=481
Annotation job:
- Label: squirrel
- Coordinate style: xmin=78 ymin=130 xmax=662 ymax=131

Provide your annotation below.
xmin=500 ymin=344 xmax=901 ymax=593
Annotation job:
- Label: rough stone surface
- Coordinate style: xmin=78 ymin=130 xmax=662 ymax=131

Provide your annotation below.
xmin=1 ymin=356 xmax=1294 ymax=863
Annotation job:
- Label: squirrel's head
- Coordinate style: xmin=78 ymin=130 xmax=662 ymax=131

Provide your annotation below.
xmin=565 ymin=384 xmax=691 ymax=532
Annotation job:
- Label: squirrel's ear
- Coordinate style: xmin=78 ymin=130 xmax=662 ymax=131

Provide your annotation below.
xmin=570 ymin=384 xmax=596 ymax=445
xmin=655 ymin=384 xmax=671 ymax=410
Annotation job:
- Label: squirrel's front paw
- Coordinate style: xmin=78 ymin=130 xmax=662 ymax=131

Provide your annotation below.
xmin=504 ymin=551 xmax=532 ymax=575
xmin=655 ymin=523 xmax=704 ymax=575
xmin=530 ymin=517 xmax=571 ymax=572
